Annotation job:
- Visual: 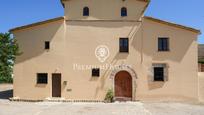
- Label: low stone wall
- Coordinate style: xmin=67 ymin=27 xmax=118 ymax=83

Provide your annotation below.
xmin=199 ymin=72 xmax=204 ymax=102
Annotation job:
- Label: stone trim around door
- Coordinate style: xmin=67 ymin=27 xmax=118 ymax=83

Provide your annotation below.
xmin=109 ymin=64 xmax=137 ymax=101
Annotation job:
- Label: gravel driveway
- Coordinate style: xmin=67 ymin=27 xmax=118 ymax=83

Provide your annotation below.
xmin=0 ymin=84 xmax=204 ymax=115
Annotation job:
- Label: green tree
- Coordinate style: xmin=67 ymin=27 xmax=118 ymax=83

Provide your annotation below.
xmin=0 ymin=33 xmax=20 ymax=83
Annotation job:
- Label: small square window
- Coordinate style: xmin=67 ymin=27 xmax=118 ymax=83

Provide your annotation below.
xmin=119 ymin=38 xmax=129 ymax=53
xmin=37 ymin=73 xmax=48 ymax=84
xmin=92 ymin=68 xmax=100 ymax=77
xmin=158 ymin=38 xmax=169 ymax=51
xmin=45 ymin=41 xmax=50 ymax=50
xmin=154 ymin=67 xmax=164 ymax=81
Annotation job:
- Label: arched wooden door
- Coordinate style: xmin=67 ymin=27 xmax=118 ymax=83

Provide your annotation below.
xmin=114 ymin=71 xmax=132 ymax=101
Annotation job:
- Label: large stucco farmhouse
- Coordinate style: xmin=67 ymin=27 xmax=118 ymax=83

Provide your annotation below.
xmin=10 ymin=0 xmax=204 ymax=102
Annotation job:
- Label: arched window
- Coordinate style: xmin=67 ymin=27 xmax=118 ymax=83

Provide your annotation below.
xmin=83 ymin=7 xmax=89 ymax=16
xmin=121 ymin=7 xmax=127 ymax=17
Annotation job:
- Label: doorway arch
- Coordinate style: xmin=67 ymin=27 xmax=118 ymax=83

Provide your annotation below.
xmin=114 ymin=71 xmax=132 ymax=101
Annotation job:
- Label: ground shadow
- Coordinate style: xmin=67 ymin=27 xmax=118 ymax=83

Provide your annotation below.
xmin=0 ymin=89 xmax=13 ymax=99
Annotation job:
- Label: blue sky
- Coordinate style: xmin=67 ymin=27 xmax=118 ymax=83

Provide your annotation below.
xmin=0 ymin=0 xmax=203 ymax=43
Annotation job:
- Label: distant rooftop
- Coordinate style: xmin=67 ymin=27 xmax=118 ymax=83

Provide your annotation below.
xmin=199 ymin=44 xmax=204 ymax=59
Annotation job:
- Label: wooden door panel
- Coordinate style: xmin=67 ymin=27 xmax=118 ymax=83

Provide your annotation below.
xmin=115 ymin=71 xmax=132 ymax=100
xmin=52 ymin=74 xmax=61 ymax=97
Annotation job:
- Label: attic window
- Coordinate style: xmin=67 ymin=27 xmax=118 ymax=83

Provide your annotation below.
xmin=83 ymin=7 xmax=89 ymax=16
xmin=121 ymin=7 xmax=127 ymax=17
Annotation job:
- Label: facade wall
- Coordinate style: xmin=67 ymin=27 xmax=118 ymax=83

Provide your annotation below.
xmin=140 ymin=19 xmax=198 ymax=101
xmin=13 ymin=17 xmax=199 ymax=101
xmin=13 ymin=20 xmax=65 ymax=100
xmin=63 ymin=21 xmax=142 ymax=100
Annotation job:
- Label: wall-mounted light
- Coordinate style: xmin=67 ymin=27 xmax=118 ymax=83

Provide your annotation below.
xmin=63 ymin=81 xmax=68 ymax=85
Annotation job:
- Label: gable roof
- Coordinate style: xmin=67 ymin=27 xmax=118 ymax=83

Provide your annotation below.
xmin=144 ymin=16 xmax=201 ymax=34
xmin=9 ymin=17 xmax=64 ymax=32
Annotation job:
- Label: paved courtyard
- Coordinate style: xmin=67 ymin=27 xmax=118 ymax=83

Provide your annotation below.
xmin=1 ymin=84 xmax=204 ymax=115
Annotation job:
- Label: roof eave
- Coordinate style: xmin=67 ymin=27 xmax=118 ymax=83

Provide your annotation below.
xmin=60 ymin=0 xmax=150 ymax=8
xmin=144 ymin=16 xmax=201 ymax=35
xmin=9 ymin=17 xmax=64 ymax=33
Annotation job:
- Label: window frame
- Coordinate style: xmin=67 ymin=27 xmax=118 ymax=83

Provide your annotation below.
xmin=119 ymin=38 xmax=129 ymax=53
xmin=92 ymin=68 xmax=100 ymax=77
xmin=121 ymin=7 xmax=127 ymax=17
xmin=158 ymin=37 xmax=170 ymax=52
xmin=37 ymin=73 xmax=48 ymax=84
xmin=83 ymin=7 xmax=89 ymax=16
xmin=153 ymin=67 xmax=164 ymax=81
xmin=45 ymin=41 xmax=50 ymax=50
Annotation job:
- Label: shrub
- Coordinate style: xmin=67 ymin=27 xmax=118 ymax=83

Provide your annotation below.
xmin=105 ymin=89 xmax=114 ymax=103
xmin=0 ymin=76 xmax=13 ymax=83
xmin=199 ymin=59 xmax=204 ymax=64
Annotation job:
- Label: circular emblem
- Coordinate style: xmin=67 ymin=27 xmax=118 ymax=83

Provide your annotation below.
xmin=95 ymin=45 xmax=110 ymax=63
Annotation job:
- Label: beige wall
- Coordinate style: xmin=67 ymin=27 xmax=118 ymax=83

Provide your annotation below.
xmin=140 ymin=18 xmax=198 ymax=101
xmin=64 ymin=0 xmax=147 ymax=20
xmin=199 ymin=72 xmax=204 ymax=102
xmin=12 ymin=17 xmax=199 ymax=101
xmin=13 ymin=20 xmax=65 ymax=100
xmin=64 ymin=21 xmax=142 ymax=100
